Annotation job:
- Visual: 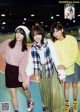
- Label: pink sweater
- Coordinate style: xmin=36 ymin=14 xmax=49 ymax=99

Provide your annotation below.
xmin=0 ymin=39 xmax=29 ymax=82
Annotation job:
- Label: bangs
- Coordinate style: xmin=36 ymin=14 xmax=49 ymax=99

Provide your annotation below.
xmin=32 ymin=30 xmax=43 ymax=36
xmin=16 ymin=28 xmax=25 ymax=35
xmin=54 ymin=23 xmax=63 ymax=31
xmin=56 ymin=26 xmax=62 ymax=31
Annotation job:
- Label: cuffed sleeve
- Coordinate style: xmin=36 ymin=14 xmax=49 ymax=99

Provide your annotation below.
xmin=25 ymin=49 xmax=34 ymax=77
xmin=19 ymin=51 xmax=29 ymax=82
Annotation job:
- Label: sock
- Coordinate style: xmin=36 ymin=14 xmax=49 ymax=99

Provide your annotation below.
xmin=65 ymin=100 xmax=69 ymax=107
xmin=65 ymin=100 xmax=69 ymax=102
xmin=73 ymin=98 xmax=77 ymax=101
xmin=14 ymin=109 xmax=18 ymax=112
xmin=27 ymin=97 xmax=32 ymax=101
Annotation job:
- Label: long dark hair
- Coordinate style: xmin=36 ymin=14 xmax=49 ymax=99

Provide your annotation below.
xmin=30 ymin=23 xmax=45 ymax=44
xmin=50 ymin=22 xmax=66 ymax=42
xmin=9 ymin=28 xmax=27 ymax=51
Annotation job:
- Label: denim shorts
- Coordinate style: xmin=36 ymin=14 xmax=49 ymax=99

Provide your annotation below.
xmin=74 ymin=63 xmax=80 ymax=82
xmin=66 ymin=63 xmax=80 ymax=82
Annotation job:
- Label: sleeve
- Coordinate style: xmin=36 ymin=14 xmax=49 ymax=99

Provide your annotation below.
xmin=48 ymin=39 xmax=67 ymax=80
xmin=0 ymin=39 xmax=10 ymax=54
xmin=25 ymin=49 xmax=34 ymax=77
xmin=19 ymin=51 xmax=29 ymax=82
xmin=65 ymin=37 xmax=78 ymax=68
xmin=76 ymin=50 xmax=80 ymax=66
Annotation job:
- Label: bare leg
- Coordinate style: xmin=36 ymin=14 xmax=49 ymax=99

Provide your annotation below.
xmin=22 ymin=87 xmax=34 ymax=112
xmin=64 ymin=83 xmax=70 ymax=111
xmin=9 ymin=88 xmax=18 ymax=110
xmin=72 ymin=82 xmax=78 ymax=99
xmin=22 ymin=87 xmax=31 ymax=99
xmin=64 ymin=82 xmax=70 ymax=100
xmin=72 ymin=82 xmax=78 ymax=111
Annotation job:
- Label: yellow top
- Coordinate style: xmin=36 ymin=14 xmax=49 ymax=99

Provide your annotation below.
xmin=76 ymin=49 xmax=80 ymax=66
xmin=54 ymin=35 xmax=78 ymax=75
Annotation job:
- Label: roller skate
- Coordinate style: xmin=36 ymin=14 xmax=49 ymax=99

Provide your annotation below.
xmin=64 ymin=101 xmax=70 ymax=112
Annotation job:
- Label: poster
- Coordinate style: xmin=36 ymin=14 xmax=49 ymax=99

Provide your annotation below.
xmin=64 ymin=4 xmax=75 ymax=20
xmin=0 ymin=0 xmax=80 ymax=112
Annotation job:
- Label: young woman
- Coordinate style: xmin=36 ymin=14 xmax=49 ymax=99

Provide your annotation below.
xmin=25 ymin=24 xmax=66 ymax=112
xmin=50 ymin=22 xmax=79 ymax=112
xmin=75 ymin=47 xmax=80 ymax=92
xmin=0 ymin=25 xmax=34 ymax=112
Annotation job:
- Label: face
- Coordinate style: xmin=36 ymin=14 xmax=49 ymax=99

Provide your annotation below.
xmin=16 ymin=29 xmax=24 ymax=42
xmin=53 ymin=28 xmax=64 ymax=40
xmin=33 ymin=31 xmax=42 ymax=43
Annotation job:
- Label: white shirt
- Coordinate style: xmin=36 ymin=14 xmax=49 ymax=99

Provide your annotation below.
xmin=26 ymin=39 xmax=67 ymax=80
xmin=37 ymin=46 xmax=45 ymax=64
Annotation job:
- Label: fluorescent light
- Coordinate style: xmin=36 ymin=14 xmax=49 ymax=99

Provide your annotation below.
xmin=31 ymin=14 xmax=35 ymax=17
xmin=1 ymin=14 xmax=6 ymax=17
xmin=2 ymin=22 xmax=6 ymax=24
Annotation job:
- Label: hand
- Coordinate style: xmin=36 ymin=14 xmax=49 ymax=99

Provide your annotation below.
xmin=22 ymin=76 xmax=30 ymax=90
xmin=58 ymin=73 xmax=66 ymax=84
xmin=35 ymin=74 xmax=40 ymax=81
xmin=57 ymin=65 xmax=66 ymax=70
xmin=60 ymin=77 xmax=66 ymax=85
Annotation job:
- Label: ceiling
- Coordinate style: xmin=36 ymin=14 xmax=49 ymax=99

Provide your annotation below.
xmin=0 ymin=0 xmax=80 ymax=34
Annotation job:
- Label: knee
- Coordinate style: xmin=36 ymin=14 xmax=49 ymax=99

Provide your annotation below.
xmin=10 ymin=90 xmax=17 ymax=99
xmin=72 ymin=83 xmax=78 ymax=88
xmin=64 ymin=83 xmax=70 ymax=89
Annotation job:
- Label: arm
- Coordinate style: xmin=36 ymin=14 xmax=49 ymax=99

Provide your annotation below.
xmin=48 ymin=39 xmax=66 ymax=80
xmin=65 ymin=37 xmax=78 ymax=68
xmin=25 ymin=49 xmax=34 ymax=77
xmin=19 ymin=51 xmax=29 ymax=82
xmin=76 ymin=50 xmax=80 ymax=66
xmin=22 ymin=49 xmax=34 ymax=89
xmin=0 ymin=39 xmax=10 ymax=54
xmin=19 ymin=49 xmax=34 ymax=82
